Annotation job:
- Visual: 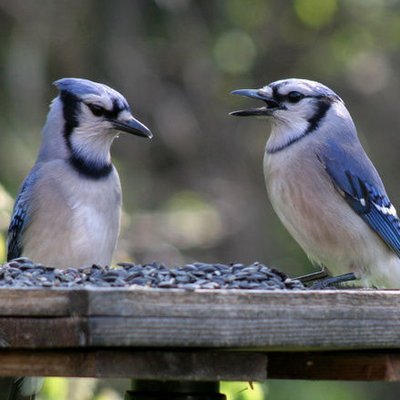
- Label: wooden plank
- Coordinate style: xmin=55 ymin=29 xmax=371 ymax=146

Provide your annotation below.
xmin=2 ymin=288 xmax=400 ymax=382
xmin=1 ymin=287 xmax=400 ymax=315
xmin=1 ymin=289 xmax=400 ymax=350
xmin=1 ymin=349 xmax=400 ymax=381
xmin=85 ymin=289 xmax=400 ymax=317
xmin=87 ymin=315 xmax=400 ymax=350
xmin=2 ymin=288 xmax=400 ymax=317
xmin=0 ymin=318 xmax=85 ymax=348
xmin=86 ymin=290 xmax=400 ymax=350
xmin=267 ymin=351 xmax=400 ymax=381
xmin=0 ymin=350 xmax=268 ymax=381
xmin=0 ymin=289 xmax=74 ymax=316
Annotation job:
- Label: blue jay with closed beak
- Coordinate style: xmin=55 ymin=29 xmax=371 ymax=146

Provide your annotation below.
xmin=230 ymin=78 xmax=400 ymax=288
xmin=8 ymin=77 xmax=152 ymax=269
xmin=5 ymin=78 xmax=152 ymax=399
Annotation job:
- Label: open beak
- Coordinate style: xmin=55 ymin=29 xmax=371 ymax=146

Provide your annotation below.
xmin=229 ymin=89 xmax=280 ymax=117
xmin=112 ymin=116 xmax=153 ymax=139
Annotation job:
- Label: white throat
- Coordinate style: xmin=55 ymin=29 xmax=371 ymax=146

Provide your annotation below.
xmin=69 ymin=125 xmax=116 ymax=167
xmin=266 ymin=117 xmax=309 ymax=154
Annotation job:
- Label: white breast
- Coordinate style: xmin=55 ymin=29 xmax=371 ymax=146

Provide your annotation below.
xmin=22 ymin=160 xmax=122 ymax=268
xmin=263 ymin=138 xmax=400 ymax=287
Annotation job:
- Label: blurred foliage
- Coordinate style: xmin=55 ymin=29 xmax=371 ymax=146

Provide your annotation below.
xmin=220 ymin=381 xmax=265 ymax=400
xmin=294 ymin=0 xmax=338 ymax=29
xmin=266 ymin=380 xmax=366 ymax=400
xmin=40 ymin=378 xmax=114 ymax=400
xmin=2 ymin=0 xmax=400 ymax=398
xmin=3 ymin=0 xmax=400 ymax=272
xmin=40 ymin=378 xmax=68 ymax=400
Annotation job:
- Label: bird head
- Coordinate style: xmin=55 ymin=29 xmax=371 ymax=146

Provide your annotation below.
xmin=54 ymin=77 xmax=153 ymax=139
xmin=40 ymin=78 xmax=153 ymax=178
xmin=230 ymin=78 xmax=343 ymax=124
xmin=230 ymin=78 xmax=348 ymax=153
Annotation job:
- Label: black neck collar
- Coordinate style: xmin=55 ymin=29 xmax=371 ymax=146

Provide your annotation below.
xmin=69 ymin=154 xmax=113 ymax=179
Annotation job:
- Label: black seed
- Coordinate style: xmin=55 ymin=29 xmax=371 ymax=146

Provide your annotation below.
xmin=0 ymin=259 xmax=308 ymax=290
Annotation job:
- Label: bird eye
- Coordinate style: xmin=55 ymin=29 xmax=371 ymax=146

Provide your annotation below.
xmin=87 ymin=103 xmax=105 ymax=117
xmin=287 ymin=91 xmax=304 ymax=103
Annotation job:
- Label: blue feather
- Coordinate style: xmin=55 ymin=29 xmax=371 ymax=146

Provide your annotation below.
xmin=319 ymin=142 xmax=400 ymax=257
xmin=54 ymin=78 xmax=130 ymax=111
xmin=7 ymin=174 xmax=36 ymax=261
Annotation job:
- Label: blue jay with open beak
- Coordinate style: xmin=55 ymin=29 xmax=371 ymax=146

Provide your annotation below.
xmin=230 ymin=78 xmax=400 ymax=288
xmin=5 ymin=78 xmax=152 ymax=399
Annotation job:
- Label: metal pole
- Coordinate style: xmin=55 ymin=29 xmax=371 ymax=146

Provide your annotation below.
xmin=125 ymin=380 xmax=226 ymax=400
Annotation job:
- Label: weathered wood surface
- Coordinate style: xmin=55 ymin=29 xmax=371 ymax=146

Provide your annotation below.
xmin=1 ymin=288 xmax=400 ymax=381
xmin=1 ymin=288 xmax=400 ymax=349
xmin=0 ymin=349 xmax=400 ymax=381
xmin=267 ymin=351 xmax=400 ymax=381
xmin=0 ymin=349 xmax=268 ymax=380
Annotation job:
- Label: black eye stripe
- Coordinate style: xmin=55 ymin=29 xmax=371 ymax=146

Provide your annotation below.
xmin=272 ymin=91 xmax=334 ymax=103
xmin=87 ymin=103 xmax=105 ymax=117
xmin=287 ymin=91 xmax=304 ymax=103
xmin=103 ymin=107 xmax=121 ymax=120
xmin=86 ymin=101 xmax=125 ymax=120
xmin=272 ymin=86 xmax=282 ymax=102
xmin=272 ymin=87 xmax=304 ymax=103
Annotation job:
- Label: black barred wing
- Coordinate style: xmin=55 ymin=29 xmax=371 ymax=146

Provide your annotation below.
xmin=323 ymin=161 xmax=400 ymax=257
xmin=7 ymin=176 xmax=34 ymax=261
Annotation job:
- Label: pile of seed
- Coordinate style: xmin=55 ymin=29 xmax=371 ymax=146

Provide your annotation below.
xmin=0 ymin=258 xmax=305 ymax=290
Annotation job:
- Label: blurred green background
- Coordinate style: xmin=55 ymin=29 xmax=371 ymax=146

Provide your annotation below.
xmin=1 ymin=0 xmax=400 ymax=398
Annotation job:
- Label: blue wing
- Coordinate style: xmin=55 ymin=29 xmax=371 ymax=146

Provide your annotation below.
xmin=318 ymin=137 xmax=400 ymax=257
xmin=7 ymin=174 xmax=35 ymax=261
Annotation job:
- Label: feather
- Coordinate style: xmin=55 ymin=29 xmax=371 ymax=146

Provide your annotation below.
xmin=319 ymin=146 xmax=400 ymax=257
xmin=6 ymin=174 xmax=36 ymax=261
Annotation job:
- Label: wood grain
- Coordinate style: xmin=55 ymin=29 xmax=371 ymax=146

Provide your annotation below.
xmin=0 ymin=289 xmax=400 ymax=350
xmin=0 ymin=349 xmax=268 ymax=380
xmin=0 ymin=289 xmax=74 ymax=316
xmin=0 ymin=317 xmax=85 ymax=348
xmin=267 ymin=351 xmax=400 ymax=381
xmin=1 ymin=349 xmax=400 ymax=381
xmin=0 ymin=288 xmax=400 ymax=380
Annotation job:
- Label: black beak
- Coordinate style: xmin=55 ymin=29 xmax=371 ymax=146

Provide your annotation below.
xmin=112 ymin=116 xmax=153 ymax=139
xmin=229 ymin=89 xmax=279 ymax=117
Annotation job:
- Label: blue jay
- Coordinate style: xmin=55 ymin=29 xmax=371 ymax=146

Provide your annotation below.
xmin=230 ymin=78 xmax=400 ymax=288
xmin=7 ymin=77 xmax=152 ymax=269
xmin=5 ymin=78 xmax=152 ymax=399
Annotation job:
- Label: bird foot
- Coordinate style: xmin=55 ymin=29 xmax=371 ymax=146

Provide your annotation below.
xmin=310 ymin=272 xmax=359 ymax=289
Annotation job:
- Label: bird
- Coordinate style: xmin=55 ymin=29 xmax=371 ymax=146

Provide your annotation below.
xmin=7 ymin=77 xmax=152 ymax=269
xmin=5 ymin=78 xmax=152 ymax=399
xmin=230 ymin=78 xmax=400 ymax=288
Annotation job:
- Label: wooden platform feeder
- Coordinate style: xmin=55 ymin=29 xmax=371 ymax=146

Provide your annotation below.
xmin=1 ymin=287 xmax=400 ymax=398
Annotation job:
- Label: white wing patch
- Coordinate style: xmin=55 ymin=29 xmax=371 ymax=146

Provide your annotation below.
xmin=374 ymin=202 xmax=398 ymax=218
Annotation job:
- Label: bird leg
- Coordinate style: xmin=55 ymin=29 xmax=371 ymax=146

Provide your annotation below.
xmin=310 ymin=272 xmax=359 ymax=289
xmin=294 ymin=267 xmax=329 ymax=283
xmin=294 ymin=267 xmax=359 ymax=289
